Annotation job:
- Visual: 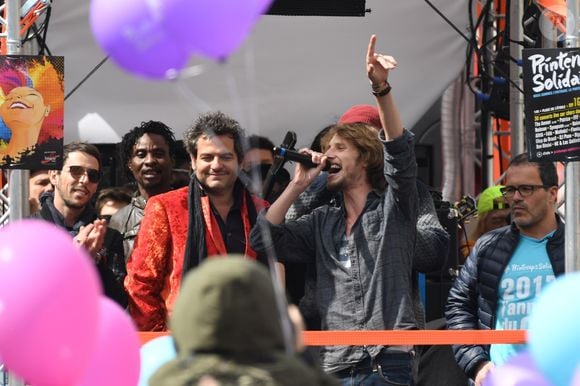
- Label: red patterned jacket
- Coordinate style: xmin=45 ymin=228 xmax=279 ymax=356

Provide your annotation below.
xmin=125 ymin=186 xmax=268 ymax=331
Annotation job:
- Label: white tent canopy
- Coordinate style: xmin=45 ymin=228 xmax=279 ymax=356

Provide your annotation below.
xmin=48 ymin=0 xmax=469 ymax=147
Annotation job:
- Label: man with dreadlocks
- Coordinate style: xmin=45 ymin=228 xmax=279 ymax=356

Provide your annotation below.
xmin=108 ymin=120 xmax=177 ymax=260
xmin=125 ymin=111 xmax=270 ymax=331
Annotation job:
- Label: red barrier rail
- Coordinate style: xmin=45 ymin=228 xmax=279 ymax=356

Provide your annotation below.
xmin=139 ymin=329 xmax=527 ymax=346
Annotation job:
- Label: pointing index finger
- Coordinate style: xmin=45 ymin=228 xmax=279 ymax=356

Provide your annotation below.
xmin=367 ymin=34 xmax=377 ymax=61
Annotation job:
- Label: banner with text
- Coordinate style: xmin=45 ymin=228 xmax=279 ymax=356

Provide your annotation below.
xmin=523 ymin=47 xmax=580 ymax=162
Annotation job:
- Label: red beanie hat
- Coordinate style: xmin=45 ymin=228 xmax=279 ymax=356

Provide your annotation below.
xmin=338 ymin=104 xmax=382 ymax=130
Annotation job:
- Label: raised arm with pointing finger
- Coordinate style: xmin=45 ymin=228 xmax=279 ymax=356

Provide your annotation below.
xmin=250 ymin=35 xmax=419 ymax=384
xmin=367 ymin=34 xmax=404 ymax=141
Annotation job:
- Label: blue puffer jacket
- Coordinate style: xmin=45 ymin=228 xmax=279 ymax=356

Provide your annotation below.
xmin=445 ymin=216 xmax=565 ymax=380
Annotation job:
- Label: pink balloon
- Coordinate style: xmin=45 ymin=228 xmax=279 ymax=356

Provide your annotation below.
xmin=76 ymin=297 xmax=141 ymax=386
xmin=483 ymin=351 xmax=552 ymax=386
xmin=161 ymin=0 xmax=273 ymax=61
xmin=0 ymin=220 xmax=101 ymax=386
xmin=90 ymin=0 xmax=190 ymax=80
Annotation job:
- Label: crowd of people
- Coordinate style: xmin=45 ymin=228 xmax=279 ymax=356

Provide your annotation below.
xmin=1 ymin=34 xmax=567 ymax=386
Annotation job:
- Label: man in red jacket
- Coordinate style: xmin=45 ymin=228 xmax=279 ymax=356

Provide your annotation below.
xmin=125 ymin=111 xmax=269 ymax=331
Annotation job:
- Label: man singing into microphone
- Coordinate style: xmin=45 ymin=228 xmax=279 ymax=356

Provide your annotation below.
xmin=250 ymin=35 xmax=418 ymax=385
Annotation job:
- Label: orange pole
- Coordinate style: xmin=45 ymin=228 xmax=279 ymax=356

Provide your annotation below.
xmin=138 ymin=330 xmax=527 ymax=346
xmin=493 ymin=118 xmax=511 ymax=181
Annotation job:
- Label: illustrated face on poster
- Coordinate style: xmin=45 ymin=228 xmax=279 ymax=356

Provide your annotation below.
xmin=0 ymin=56 xmax=64 ymax=169
xmin=1 ymin=87 xmax=51 ymax=129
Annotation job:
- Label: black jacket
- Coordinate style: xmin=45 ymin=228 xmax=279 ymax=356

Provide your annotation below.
xmin=445 ymin=216 xmax=565 ymax=379
xmin=32 ymin=193 xmax=128 ymax=308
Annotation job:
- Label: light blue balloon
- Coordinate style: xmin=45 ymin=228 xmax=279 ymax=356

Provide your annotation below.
xmin=138 ymin=335 xmax=177 ymax=386
xmin=528 ymin=272 xmax=580 ymax=386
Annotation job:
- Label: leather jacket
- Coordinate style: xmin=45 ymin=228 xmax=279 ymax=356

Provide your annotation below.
xmin=108 ymin=194 xmax=146 ymax=260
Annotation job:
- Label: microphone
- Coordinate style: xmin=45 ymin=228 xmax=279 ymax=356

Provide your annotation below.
xmin=273 ymin=146 xmax=333 ymax=172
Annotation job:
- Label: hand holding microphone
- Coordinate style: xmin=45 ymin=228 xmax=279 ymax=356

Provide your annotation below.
xmin=273 ymin=147 xmax=338 ymax=172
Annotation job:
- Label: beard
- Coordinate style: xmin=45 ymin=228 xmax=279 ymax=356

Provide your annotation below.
xmin=63 ymin=197 xmax=88 ymax=210
xmin=58 ymin=186 xmax=90 ymax=211
xmin=326 ymin=177 xmax=344 ymax=192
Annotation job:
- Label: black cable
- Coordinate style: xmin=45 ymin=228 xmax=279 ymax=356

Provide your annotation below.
xmin=495 ymin=116 xmax=505 ymax=176
xmin=41 ymin=6 xmax=52 ymax=56
xmin=479 ymin=0 xmax=493 ymax=187
xmin=461 ymin=219 xmax=471 ymax=258
xmin=31 ymin=23 xmax=51 ymax=56
xmin=470 ymin=0 xmax=494 ymax=58
xmin=425 ymin=0 xmax=474 ymax=47
xmin=65 ymin=56 xmax=109 ymax=101
xmin=478 ymin=3 xmax=524 ymax=95
xmin=23 ymin=22 xmax=44 ymax=42
xmin=21 ymin=6 xmax=52 ymax=56
xmin=426 ymin=0 xmax=523 ymax=94
xmin=465 ymin=0 xmax=476 ymax=95
xmin=23 ymin=24 xmax=32 ymax=43
xmin=507 ymin=37 xmax=525 ymax=46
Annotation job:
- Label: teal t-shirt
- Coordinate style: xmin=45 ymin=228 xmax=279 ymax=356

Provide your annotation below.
xmin=489 ymin=232 xmax=555 ymax=366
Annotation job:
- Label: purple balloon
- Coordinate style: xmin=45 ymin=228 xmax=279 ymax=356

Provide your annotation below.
xmin=161 ymin=0 xmax=273 ymax=61
xmin=483 ymin=351 xmax=552 ymax=386
xmin=77 ymin=297 xmax=141 ymax=386
xmin=0 ymin=220 xmax=101 ymax=386
xmin=90 ymin=0 xmax=190 ymax=80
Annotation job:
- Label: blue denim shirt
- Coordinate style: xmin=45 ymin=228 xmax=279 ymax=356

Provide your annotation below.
xmin=250 ymin=130 xmax=418 ymax=373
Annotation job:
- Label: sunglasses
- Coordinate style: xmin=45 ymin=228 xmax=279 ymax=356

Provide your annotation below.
xmin=66 ymin=165 xmax=100 ymax=183
xmin=98 ymin=214 xmax=112 ymax=223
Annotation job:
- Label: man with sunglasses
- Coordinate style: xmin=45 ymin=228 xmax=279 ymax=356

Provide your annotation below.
xmin=33 ymin=142 xmax=127 ymax=307
xmin=446 ymin=153 xmax=565 ymax=386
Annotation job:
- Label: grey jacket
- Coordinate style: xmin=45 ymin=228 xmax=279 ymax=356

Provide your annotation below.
xmin=108 ymin=194 xmax=146 ymax=260
xmin=286 ymin=174 xmax=448 ymax=329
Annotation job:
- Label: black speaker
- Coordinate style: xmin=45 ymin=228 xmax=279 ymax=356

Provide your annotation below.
xmin=415 ymin=144 xmax=434 ymax=187
xmin=425 ymin=281 xmax=454 ymax=322
xmin=425 ymin=208 xmax=459 ymax=281
xmin=266 ymin=0 xmax=367 ymax=16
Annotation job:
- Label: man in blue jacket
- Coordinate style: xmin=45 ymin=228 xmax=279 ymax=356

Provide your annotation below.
xmin=445 ymin=153 xmax=565 ymax=386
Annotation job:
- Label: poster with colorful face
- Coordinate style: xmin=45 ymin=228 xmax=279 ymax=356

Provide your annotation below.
xmin=0 ymin=56 xmax=64 ymax=169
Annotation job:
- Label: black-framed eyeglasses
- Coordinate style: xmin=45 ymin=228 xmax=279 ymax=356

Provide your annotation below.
xmin=500 ymin=184 xmax=551 ymax=198
xmin=66 ymin=165 xmax=100 ymax=183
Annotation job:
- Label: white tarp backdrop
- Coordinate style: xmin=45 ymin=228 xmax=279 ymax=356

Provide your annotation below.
xmin=48 ymin=0 xmax=469 ymax=147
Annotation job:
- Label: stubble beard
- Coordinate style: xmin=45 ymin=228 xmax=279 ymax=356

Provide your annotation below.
xmin=63 ymin=197 xmax=87 ymax=211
